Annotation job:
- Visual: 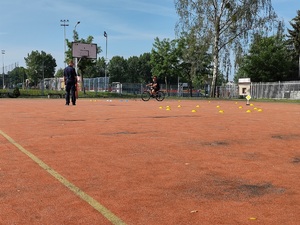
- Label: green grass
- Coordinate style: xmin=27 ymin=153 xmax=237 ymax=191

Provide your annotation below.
xmin=0 ymin=89 xmax=137 ymax=99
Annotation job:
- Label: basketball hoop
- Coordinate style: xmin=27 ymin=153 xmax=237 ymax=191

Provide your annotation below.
xmin=72 ymin=42 xmax=97 ymax=59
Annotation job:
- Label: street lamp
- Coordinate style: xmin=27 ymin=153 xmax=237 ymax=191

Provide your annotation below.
xmin=60 ymin=19 xmax=69 ymax=67
xmin=104 ymin=31 xmax=108 ymax=91
xmin=74 ymin=21 xmax=80 ymax=41
xmin=2 ymin=50 xmax=5 ymax=89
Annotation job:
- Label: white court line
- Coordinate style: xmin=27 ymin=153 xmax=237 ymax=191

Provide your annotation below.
xmin=0 ymin=130 xmax=127 ymax=225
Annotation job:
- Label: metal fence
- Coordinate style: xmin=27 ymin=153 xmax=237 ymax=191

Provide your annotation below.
xmin=83 ymin=77 xmax=109 ymax=92
xmin=109 ymin=83 xmax=210 ymax=97
xmin=43 ymin=78 xmax=62 ymax=90
xmin=107 ymin=83 xmax=216 ymax=98
xmin=22 ymin=77 xmax=300 ymax=100
xmin=250 ymin=81 xmax=300 ymax=100
xmin=216 ymin=83 xmax=239 ymax=99
xmin=113 ymin=81 xmax=300 ymax=100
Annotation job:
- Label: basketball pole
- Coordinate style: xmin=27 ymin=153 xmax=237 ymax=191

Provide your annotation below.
xmin=73 ymin=21 xmax=80 ymax=91
xmin=73 ymin=21 xmax=80 ymax=87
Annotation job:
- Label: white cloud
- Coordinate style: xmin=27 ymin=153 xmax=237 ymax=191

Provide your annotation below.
xmin=0 ymin=0 xmax=177 ymax=69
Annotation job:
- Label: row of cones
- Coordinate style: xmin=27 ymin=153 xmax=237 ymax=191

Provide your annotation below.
xmin=159 ymin=101 xmax=263 ymax=113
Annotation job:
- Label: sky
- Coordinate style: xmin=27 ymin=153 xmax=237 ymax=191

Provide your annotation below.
xmin=0 ymin=0 xmax=299 ymax=73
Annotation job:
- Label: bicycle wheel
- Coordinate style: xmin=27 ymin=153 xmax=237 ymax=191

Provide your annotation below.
xmin=155 ymin=91 xmax=165 ymax=101
xmin=141 ymin=91 xmax=151 ymax=101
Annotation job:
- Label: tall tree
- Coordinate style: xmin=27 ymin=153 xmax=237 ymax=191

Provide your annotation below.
xmin=138 ymin=53 xmax=152 ymax=83
xmin=127 ymin=56 xmax=141 ymax=83
xmin=7 ymin=67 xmax=27 ymax=88
xmin=177 ymin=31 xmax=213 ymax=96
xmin=24 ymin=51 xmax=56 ymax=86
xmin=150 ymin=38 xmax=179 ymax=86
xmin=108 ymin=56 xmax=128 ymax=83
xmin=175 ymin=0 xmax=276 ymax=97
xmin=84 ymin=57 xmax=106 ymax=78
xmin=287 ymin=10 xmax=300 ymax=79
xmin=55 ymin=68 xmax=63 ymax=78
xmin=236 ymin=34 xmax=296 ymax=82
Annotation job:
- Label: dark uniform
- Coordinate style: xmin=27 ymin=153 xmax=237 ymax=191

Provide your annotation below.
xmin=64 ymin=62 xmax=77 ymax=105
xmin=152 ymin=80 xmax=160 ymax=92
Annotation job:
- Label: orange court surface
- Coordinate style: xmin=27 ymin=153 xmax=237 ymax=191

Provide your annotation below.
xmin=0 ymin=98 xmax=299 ymax=225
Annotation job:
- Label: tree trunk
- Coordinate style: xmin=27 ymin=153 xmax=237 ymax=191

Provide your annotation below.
xmin=210 ymin=16 xmax=220 ymax=98
xmin=189 ymin=65 xmax=195 ymax=97
xmin=210 ymin=36 xmax=220 ymax=97
xmin=298 ymin=53 xmax=300 ymax=79
xmin=189 ymin=80 xmax=193 ymax=97
xmin=164 ymin=76 xmax=168 ymax=96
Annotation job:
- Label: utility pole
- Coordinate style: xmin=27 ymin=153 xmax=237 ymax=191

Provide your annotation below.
xmin=104 ymin=31 xmax=108 ymax=91
xmin=2 ymin=50 xmax=5 ymax=89
xmin=60 ymin=19 xmax=69 ymax=67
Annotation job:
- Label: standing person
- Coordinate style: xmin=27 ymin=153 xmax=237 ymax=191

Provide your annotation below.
xmin=147 ymin=75 xmax=160 ymax=96
xmin=64 ymin=60 xmax=78 ymax=105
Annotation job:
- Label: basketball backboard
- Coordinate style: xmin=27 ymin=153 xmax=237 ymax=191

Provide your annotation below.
xmin=72 ymin=42 xmax=97 ymax=59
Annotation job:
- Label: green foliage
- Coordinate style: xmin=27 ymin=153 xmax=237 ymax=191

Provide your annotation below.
xmin=9 ymin=89 xmax=133 ymax=99
xmin=7 ymin=67 xmax=27 ymax=87
xmin=178 ymin=32 xmax=213 ymax=86
xmin=65 ymin=31 xmax=102 ymax=78
xmin=108 ymin=56 xmax=128 ymax=83
xmin=150 ymin=37 xmax=180 ymax=84
xmin=12 ymin=87 xmax=20 ymax=98
xmin=55 ymin=68 xmax=63 ymax=78
xmin=24 ymin=51 xmax=57 ymax=86
xmin=236 ymin=34 xmax=296 ymax=82
xmin=287 ymin=10 xmax=300 ymax=79
xmin=138 ymin=53 xmax=152 ymax=83
xmin=127 ymin=56 xmax=141 ymax=83
xmin=175 ymin=0 xmax=277 ymax=97
xmin=65 ymin=32 xmax=103 ymax=93
xmin=83 ymin=57 xmax=106 ymax=78
xmin=18 ymin=89 xmax=62 ymax=97
xmin=104 ymin=53 xmax=152 ymax=84
xmin=150 ymin=35 xmax=213 ymax=96
xmin=287 ymin=10 xmax=300 ymax=55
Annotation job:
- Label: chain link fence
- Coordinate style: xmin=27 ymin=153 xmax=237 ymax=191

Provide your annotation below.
xmin=83 ymin=77 xmax=109 ymax=92
xmin=21 ymin=77 xmax=300 ymax=100
xmin=250 ymin=81 xmax=300 ymax=100
xmin=62 ymin=78 xmax=300 ymax=100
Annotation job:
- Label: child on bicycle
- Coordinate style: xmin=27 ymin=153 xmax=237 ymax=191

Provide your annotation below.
xmin=147 ymin=76 xmax=160 ymax=97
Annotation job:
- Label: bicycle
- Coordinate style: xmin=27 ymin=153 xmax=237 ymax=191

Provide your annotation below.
xmin=141 ymin=87 xmax=165 ymax=101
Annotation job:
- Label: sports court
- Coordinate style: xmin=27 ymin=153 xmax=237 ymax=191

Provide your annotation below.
xmin=0 ymin=98 xmax=299 ymax=224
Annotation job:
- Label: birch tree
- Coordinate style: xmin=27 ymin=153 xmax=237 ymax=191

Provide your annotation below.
xmin=175 ymin=0 xmax=276 ymax=97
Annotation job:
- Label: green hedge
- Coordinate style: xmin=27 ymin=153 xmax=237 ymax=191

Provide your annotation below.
xmin=0 ymin=89 xmax=137 ymax=99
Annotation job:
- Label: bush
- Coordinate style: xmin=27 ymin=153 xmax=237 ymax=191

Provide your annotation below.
xmin=13 ymin=87 xmax=20 ymax=98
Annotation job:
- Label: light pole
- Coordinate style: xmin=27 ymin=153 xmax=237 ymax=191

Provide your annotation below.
xmin=104 ymin=31 xmax=107 ymax=91
xmin=60 ymin=19 xmax=69 ymax=67
xmin=2 ymin=50 xmax=5 ymax=89
xmin=74 ymin=21 xmax=80 ymax=41
xmin=74 ymin=21 xmax=80 ymax=75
